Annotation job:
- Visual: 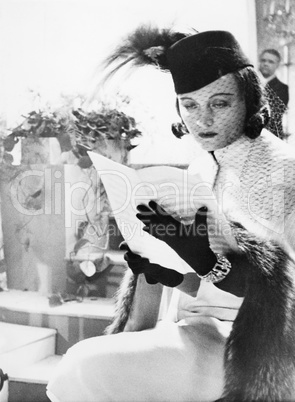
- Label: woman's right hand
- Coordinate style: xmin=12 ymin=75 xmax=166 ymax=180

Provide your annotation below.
xmin=120 ymin=242 xmax=184 ymax=287
xmin=136 ymin=201 xmax=217 ymax=275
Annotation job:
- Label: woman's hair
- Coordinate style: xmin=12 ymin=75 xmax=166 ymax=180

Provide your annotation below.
xmin=172 ymin=66 xmax=270 ymax=140
xmin=233 ymin=66 xmax=270 ymax=139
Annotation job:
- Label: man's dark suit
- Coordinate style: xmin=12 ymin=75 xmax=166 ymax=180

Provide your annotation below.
xmin=267 ymin=76 xmax=289 ymax=107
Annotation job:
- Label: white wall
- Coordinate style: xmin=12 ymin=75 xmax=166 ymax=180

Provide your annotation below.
xmin=0 ymin=0 xmax=257 ymax=164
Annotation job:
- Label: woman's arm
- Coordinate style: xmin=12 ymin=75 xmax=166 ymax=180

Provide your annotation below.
xmin=206 ymin=205 xmax=248 ymax=296
xmin=175 ymin=272 xmax=200 ymax=297
xmin=136 ymin=201 xmax=248 ymax=297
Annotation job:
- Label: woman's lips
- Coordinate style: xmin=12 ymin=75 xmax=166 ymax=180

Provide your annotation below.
xmin=198 ymin=132 xmax=218 ymax=138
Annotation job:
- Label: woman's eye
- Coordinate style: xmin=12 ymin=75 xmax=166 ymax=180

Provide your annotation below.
xmin=182 ymin=102 xmax=199 ymax=110
xmin=210 ymin=100 xmax=229 ymax=109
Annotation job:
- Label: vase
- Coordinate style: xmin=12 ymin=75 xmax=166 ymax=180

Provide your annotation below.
xmin=21 ymin=137 xmax=63 ymax=165
xmin=0 ymin=164 xmax=67 ymax=295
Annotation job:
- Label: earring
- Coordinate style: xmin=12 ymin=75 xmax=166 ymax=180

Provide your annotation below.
xmin=171 ymin=122 xmax=189 ymax=139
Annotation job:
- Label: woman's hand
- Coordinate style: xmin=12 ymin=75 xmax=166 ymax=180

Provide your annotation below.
xmin=136 ymin=201 xmax=217 ymax=275
xmin=120 ymin=242 xmax=184 ymax=287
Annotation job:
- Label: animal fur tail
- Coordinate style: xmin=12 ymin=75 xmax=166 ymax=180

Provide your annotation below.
xmin=104 ymin=270 xmax=138 ymax=335
xmin=222 ymin=222 xmax=295 ymax=402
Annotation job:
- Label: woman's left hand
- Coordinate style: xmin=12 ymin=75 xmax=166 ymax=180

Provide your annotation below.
xmin=136 ymin=200 xmax=217 ymax=275
xmin=120 ymin=241 xmax=184 ymax=287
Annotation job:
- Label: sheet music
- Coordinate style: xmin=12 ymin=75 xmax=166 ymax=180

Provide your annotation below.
xmin=88 ymin=152 xmax=213 ymax=274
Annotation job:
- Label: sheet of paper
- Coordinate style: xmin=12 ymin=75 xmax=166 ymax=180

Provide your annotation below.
xmin=89 ymin=152 xmax=211 ymax=274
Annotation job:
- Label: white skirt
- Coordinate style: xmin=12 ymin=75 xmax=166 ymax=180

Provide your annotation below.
xmin=46 ymin=316 xmax=232 ymax=402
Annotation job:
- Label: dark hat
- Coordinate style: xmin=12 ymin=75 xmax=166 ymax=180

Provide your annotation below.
xmin=167 ymin=30 xmax=253 ymax=94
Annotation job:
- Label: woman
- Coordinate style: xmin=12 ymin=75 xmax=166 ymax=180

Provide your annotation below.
xmin=47 ymin=27 xmax=295 ymax=402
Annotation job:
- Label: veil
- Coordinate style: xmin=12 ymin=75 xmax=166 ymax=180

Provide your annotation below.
xmin=264 ymin=84 xmax=288 ymax=140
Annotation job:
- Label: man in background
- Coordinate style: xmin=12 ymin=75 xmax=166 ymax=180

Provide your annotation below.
xmin=259 ymin=48 xmax=289 ymax=107
xmin=259 ymin=48 xmax=289 ymax=139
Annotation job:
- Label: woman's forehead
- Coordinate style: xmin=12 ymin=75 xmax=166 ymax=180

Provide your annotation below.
xmin=178 ymin=74 xmax=238 ymax=100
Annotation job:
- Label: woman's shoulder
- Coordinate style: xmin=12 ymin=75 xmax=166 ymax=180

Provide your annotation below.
xmin=258 ymin=129 xmax=295 ymax=160
xmin=256 ymin=129 xmax=295 ymax=164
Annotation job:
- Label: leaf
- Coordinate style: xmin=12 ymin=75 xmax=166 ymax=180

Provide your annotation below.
xmin=3 ymin=134 xmax=17 ymax=152
xmin=2 ymin=152 xmax=14 ymax=164
xmin=77 ymin=221 xmax=88 ymax=239
xmin=78 ymin=155 xmax=93 ymax=169
xmin=57 ymin=132 xmax=72 ymax=152
xmin=30 ymin=189 xmax=42 ymax=199
xmin=79 ymin=260 xmax=96 ymax=277
xmin=73 ymin=238 xmax=91 ymax=254
xmin=35 ymin=120 xmax=47 ymax=136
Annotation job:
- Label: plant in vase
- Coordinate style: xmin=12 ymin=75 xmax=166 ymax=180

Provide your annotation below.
xmin=72 ymin=105 xmax=141 ymax=167
xmin=0 ymin=107 xmax=76 ymax=294
xmin=2 ymin=108 xmax=74 ymax=166
xmin=66 ymin=105 xmax=142 ymax=297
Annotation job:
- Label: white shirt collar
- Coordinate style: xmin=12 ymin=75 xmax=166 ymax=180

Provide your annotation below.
xmin=258 ymin=71 xmax=277 ymax=86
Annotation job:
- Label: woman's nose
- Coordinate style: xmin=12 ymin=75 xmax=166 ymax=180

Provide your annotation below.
xmin=198 ymin=108 xmax=214 ymax=127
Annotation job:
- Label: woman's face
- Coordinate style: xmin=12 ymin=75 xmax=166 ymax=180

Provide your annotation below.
xmin=178 ymin=73 xmax=247 ymax=151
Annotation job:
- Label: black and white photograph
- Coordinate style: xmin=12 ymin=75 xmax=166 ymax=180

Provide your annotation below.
xmin=0 ymin=1 xmax=295 ymax=401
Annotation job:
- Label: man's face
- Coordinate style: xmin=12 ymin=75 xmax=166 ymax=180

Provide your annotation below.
xmin=259 ymin=52 xmax=280 ymax=78
xmin=178 ymin=74 xmax=246 ymax=152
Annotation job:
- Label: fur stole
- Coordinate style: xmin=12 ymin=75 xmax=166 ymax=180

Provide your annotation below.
xmin=104 ymin=269 xmax=138 ymax=335
xmin=105 ymin=222 xmax=295 ymax=401
xmin=221 ymin=222 xmax=295 ymax=401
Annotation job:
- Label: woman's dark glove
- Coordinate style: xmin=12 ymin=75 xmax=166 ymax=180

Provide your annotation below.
xmin=136 ymin=201 xmax=217 ymax=275
xmin=120 ymin=242 xmax=183 ymax=287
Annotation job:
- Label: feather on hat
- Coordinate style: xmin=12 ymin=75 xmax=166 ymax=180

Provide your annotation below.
xmin=101 ymin=25 xmax=191 ymax=82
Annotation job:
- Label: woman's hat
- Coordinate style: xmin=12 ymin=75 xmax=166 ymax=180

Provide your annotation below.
xmin=101 ymin=26 xmax=252 ymax=95
xmin=167 ymin=30 xmax=252 ymax=94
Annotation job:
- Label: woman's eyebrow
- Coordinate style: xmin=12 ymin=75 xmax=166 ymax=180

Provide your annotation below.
xmin=178 ymin=96 xmax=194 ymax=101
xmin=179 ymin=92 xmax=234 ymax=101
xmin=209 ymin=92 xmax=234 ymax=98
